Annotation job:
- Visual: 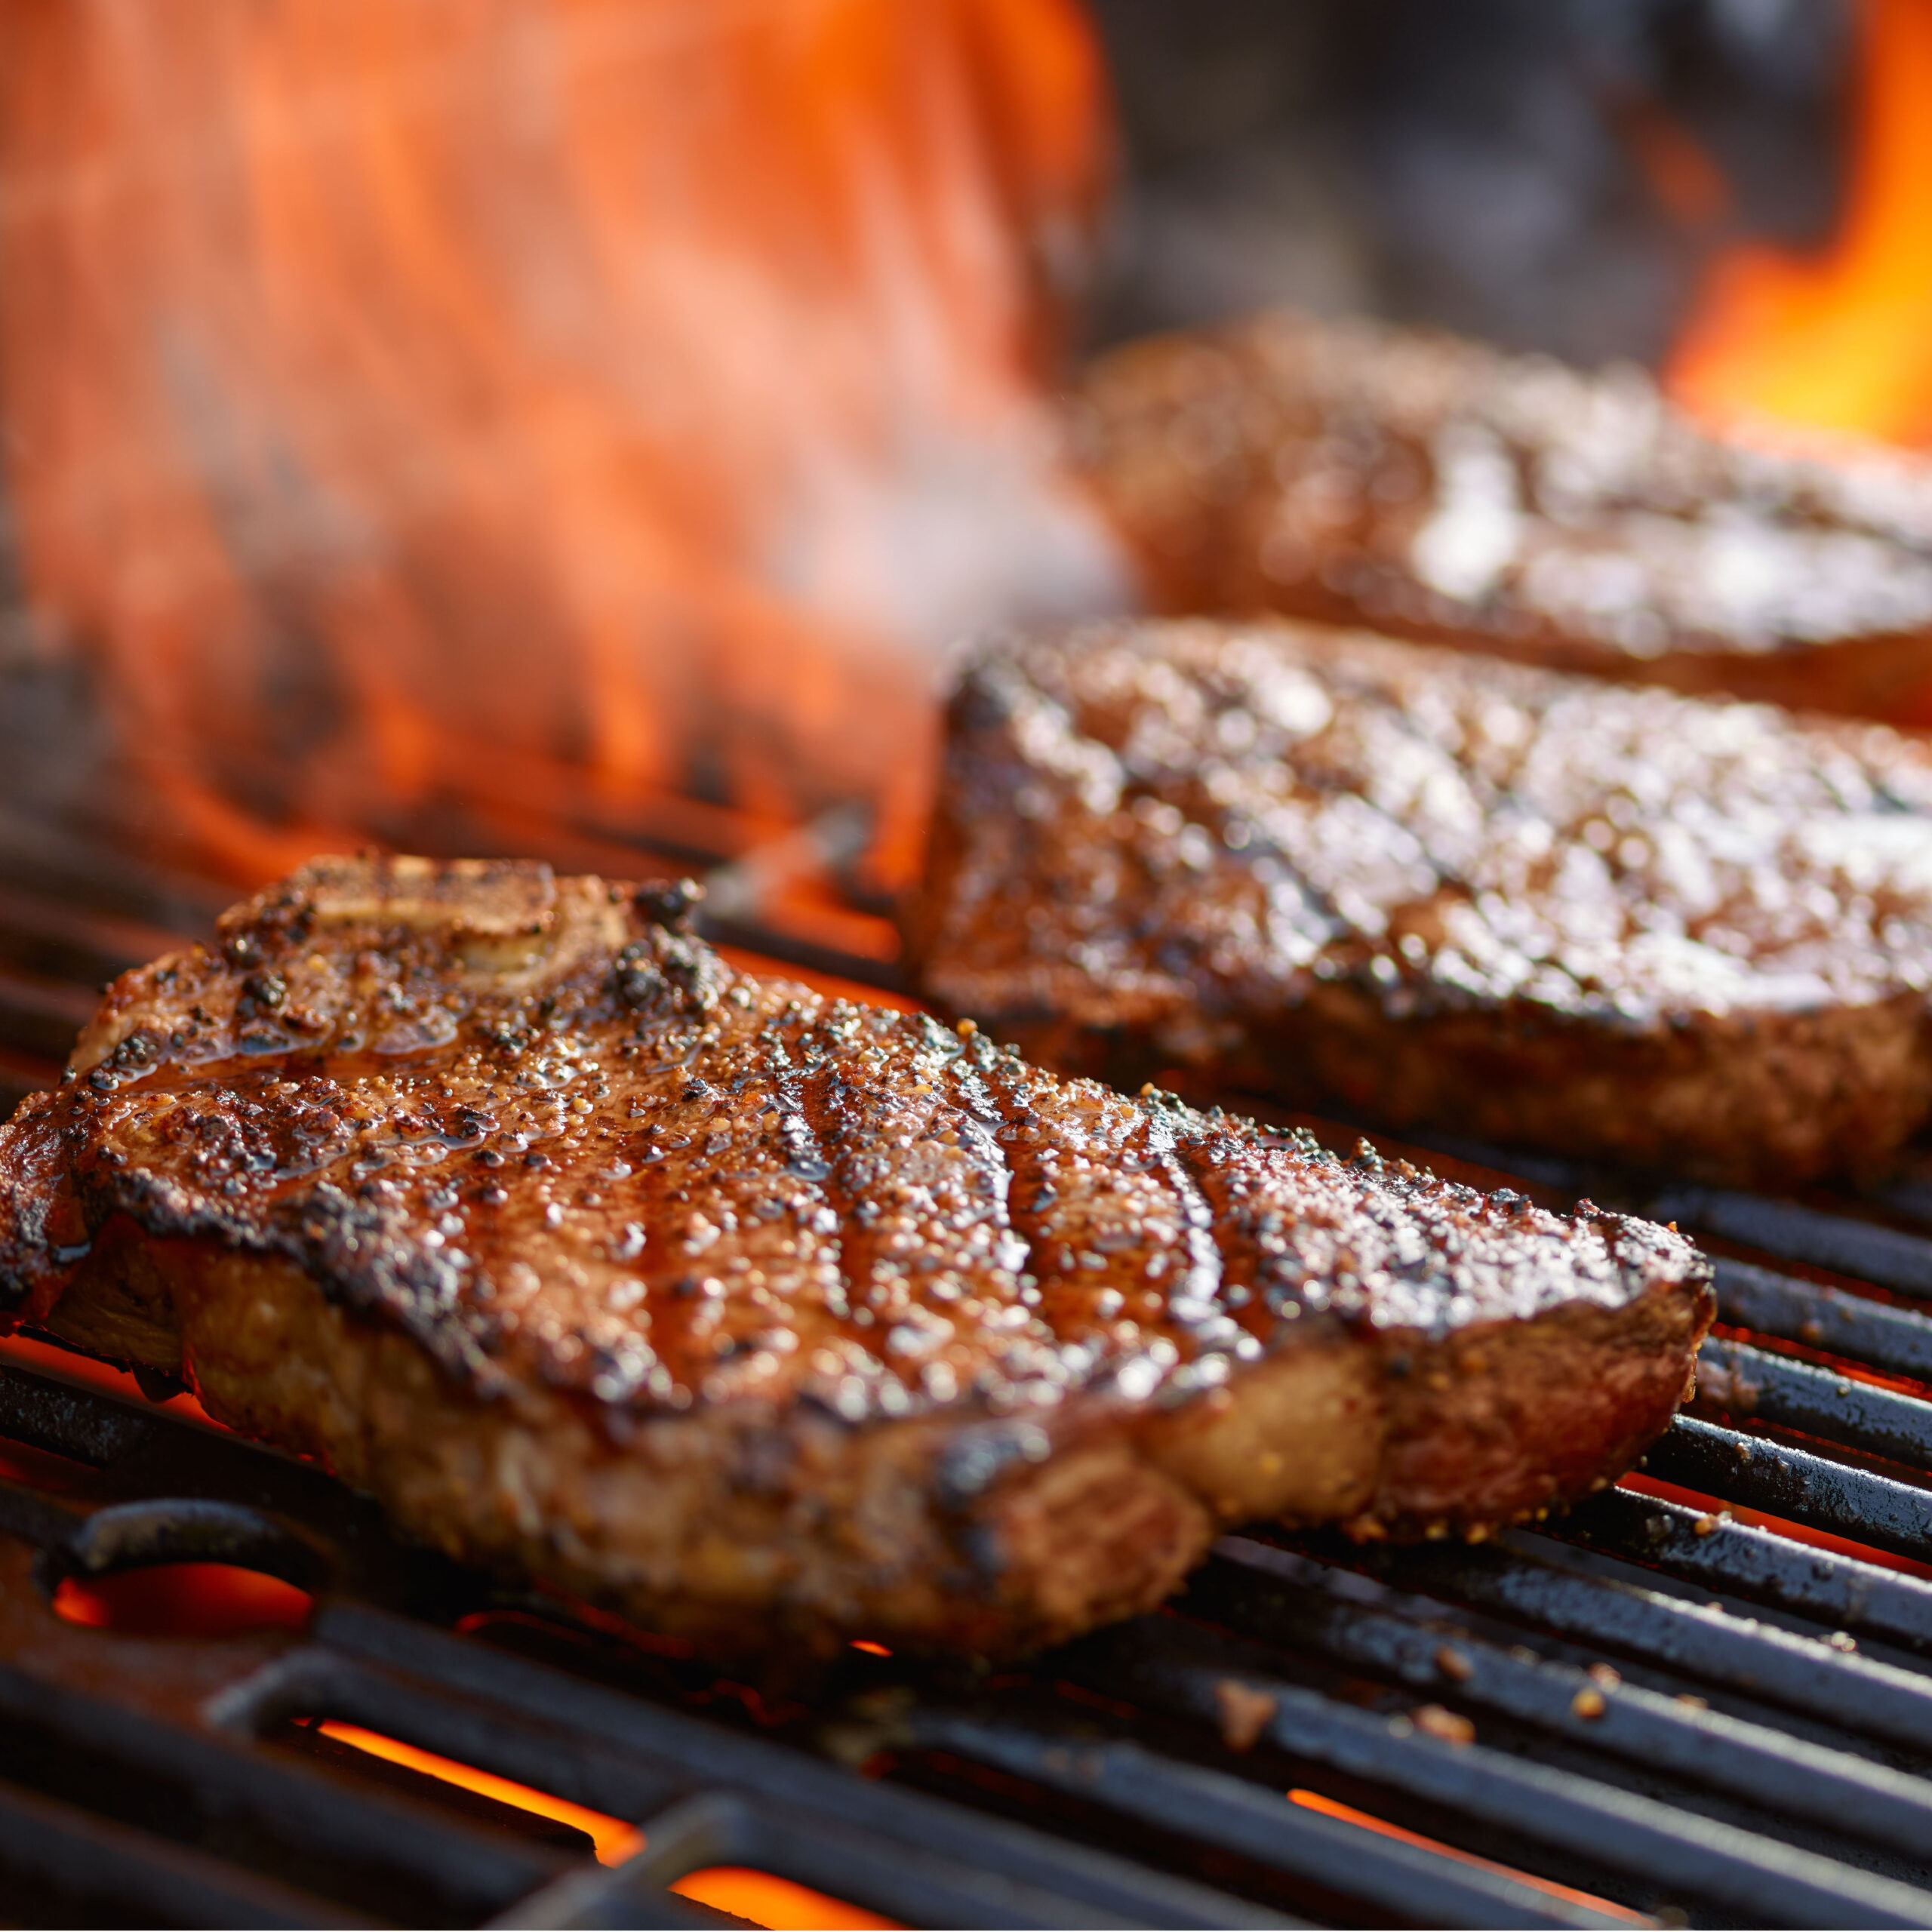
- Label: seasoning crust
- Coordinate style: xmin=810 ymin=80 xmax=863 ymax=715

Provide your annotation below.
xmin=0 ymin=857 xmax=1710 ymax=1652
xmin=908 ymin=620 xmax=1932 ymax=1183
xmin=1070 ymin=309 xmax=1932 ymax=721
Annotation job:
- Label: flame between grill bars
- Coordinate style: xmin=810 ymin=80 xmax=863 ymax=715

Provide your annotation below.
xmin=11 ymin=829 xmax=1932 ymax=1929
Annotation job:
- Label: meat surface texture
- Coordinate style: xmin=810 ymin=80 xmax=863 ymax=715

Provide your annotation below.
xmin=0 ymin=857 xmax=1709 ymax=1655
xmin=1068 ymin=309 xmax=1932 ymax=724
xmin=907 ymin=620 xmax=1932 ymax=1186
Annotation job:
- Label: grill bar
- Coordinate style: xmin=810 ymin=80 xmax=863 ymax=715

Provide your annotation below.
xmin=1190 ymin=1538 xmax=1932 ymax=1863
xmin=297 ymin=1604 xmax=1272 ymax=1930
xmin=1091 ymin=1624 xmax=1932 ymax=1928
xmin=1642 ymin=1415 xmax=1932 ymax=1564
xmin=900 ymin=1718 xmax=1613 ymax=1930
xmin=1561 ymin=1489 xmax=1932 ymax=1655
xmin=0 ymin=1659 xmax=571 ymax=1924
xmin=1418 ymin=1136 xmax=1932 ymax=1293
xmin=1699 ymin=1334 xmax=1932 ymax=1467
xmin=1652 ymin=1191 xmax=1932 ymax=1297
xmin=1715 ymin=1259 xmax=1932 ymax=1383
xmin=1352 ymin=1531 xmax=1932 ymax=1753
xmin=0 ymin=1777 xmax=361 ymax=1930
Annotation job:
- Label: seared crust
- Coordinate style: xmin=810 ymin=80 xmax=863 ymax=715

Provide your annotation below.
xmin=1068 ymin=309 xmax=1932 ymax=724
xmin=907 ymin=620 xmax=1932 ymax=1186
xmin=0 ymin=857 xmax=1709 ymax=1653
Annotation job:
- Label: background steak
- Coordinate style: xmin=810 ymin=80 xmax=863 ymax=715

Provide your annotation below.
xmin=1067 ymin=309 xmax=1932 ymax=725
xmin=908 ymin=619 xmax=1932 ymax=1186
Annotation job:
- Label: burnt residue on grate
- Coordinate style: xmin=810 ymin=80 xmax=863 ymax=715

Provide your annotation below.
xmin=10 ymin=842 xmax=1932 ymax=1923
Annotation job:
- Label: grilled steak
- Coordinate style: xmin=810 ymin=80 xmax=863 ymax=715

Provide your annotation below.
xmin=1068 ymin=309 xmax=1932 ymax=724
xmin=0 ymin=857 xmax=1709 ymax=1655
xmin=907 ymin=619 xmax=1932 ymax=1187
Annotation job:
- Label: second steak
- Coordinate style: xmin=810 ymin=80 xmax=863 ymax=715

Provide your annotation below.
xmin=907 ymin=619 xmax=1932 ymax=1186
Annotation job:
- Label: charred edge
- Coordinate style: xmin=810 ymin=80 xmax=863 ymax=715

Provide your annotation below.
xmin=613 ymin=921 xmax=726 ymax=1024
xmin=932 ymin=1417 xmax=1054 ymax=1522
xmin=633 ymin=878 xmax=703 ymax=934
xmin=74 ymin=1166 xmax=503 ymax=1395
xmin=0 ymin=1102 xmax=88 ymax=1318
xmin=271 ymin=1183 xmax=505 ymax=1395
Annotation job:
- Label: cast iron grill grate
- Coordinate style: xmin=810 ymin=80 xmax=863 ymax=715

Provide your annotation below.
xmin=7 ymin=817 xmax=1932 ymax=1927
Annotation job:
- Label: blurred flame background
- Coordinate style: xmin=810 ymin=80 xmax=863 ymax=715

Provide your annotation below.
xmin=0 ymin=0 xmax=1921 ymax=883
xmin=0 ymin=0 xmax=1121 ymax=889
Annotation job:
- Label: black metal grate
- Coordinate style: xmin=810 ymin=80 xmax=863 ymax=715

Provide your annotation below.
xmin=8 ymin=804 xmax=1932 ymax=1926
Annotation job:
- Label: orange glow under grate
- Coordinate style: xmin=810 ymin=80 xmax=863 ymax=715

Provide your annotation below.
xmin=316 ymin=1721 xmax=643 ymax=1866
xmin=51 ymin=1563 xmax=314 ymax=1638
xmin=1289 ymin=1789 xmax=1646 ymax=1922
xmin=312 ymin=1723 xmax=898 ymax=1926
xmin=0 ymin=1331 xmax=218 ymax=1428
xmin=671 ymin=1866 xmax=900 ymax=1930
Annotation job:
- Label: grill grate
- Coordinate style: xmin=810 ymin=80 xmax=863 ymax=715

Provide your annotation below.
xmin=7 ymin=808 xmax=1932 ymax=1925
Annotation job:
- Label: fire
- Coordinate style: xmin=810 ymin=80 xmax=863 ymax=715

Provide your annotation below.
xmin=0 ymin=0 xmax=1119 ymax=891
xmin=1667 ymin=0 xmax=1932 ymax=446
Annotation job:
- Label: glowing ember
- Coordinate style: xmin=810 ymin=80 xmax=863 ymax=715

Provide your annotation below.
xmin=0 ymin=1331 xmax=219 ymax=1429
xmin=308 ymin=1726 xmax=900 ymax=1925
xmin=51 ymin=1562 xmax=313 ymax=1638
xmin=672 ymin=1866 xmax=900 ymax=1929
xmin=1289 ymin=1790 xmax=1645 ymax=1921
xmin=0 ymin=0 xmax=1120 ymax=890
xmin=316 ymin=1721 xmax=643 ymax=1866
xmin=1668 ymin=0 xmax=1932 ymax=446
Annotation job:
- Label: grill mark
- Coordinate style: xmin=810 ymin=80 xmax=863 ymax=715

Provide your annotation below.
xmin=1171 ymin=1115 xmax=1299 ymax=1358
xmin=627 ymin=995 xmax=841 ymax=1406
xmin=961 ymin=1042 xmax=1233 ymax=1396
xmin=931 ymin=1036 xmax=1028 ymax=1286
xmin=949 ymin=1041 xmax=1056 ymax=1309
xmin=792 ymin=1005 xmax=1035 ymax=1414
xmin=935 ymin=1035 xmax=1021 ymax=1227
xmin=1052 ymin=638 xmax=1477 ymax=966
xmin=757 ymin=1002 xmax=857 ymax=1342
xmin=789 ymin=1005 xmax=872 ymax=1340
xmin=1139 ymin=1100 xmax=1223 ymax=1320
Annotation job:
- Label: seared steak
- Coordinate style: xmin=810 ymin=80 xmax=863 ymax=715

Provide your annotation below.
xmin=907 ymin=620 xmax=1932 ymax=1186
xmin=1068 ymin=309 xmax=1932 ymax=724
xmin=0 ymin=857 xmax=1709 ymax=1654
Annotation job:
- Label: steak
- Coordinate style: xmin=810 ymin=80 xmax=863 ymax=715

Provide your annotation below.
xmin=0 ymin=856 xmax=1709 ymax=1656
xmin=1067 ymin=309 xmax=1932 ymax=725
xmin=906 ymin=619 xmax=1932 ymax=1186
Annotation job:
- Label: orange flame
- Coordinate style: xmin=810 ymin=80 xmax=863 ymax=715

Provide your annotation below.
xmin=0 ymin=0 xmax=1118 ymax=891
xmin=1667 ymin=0 xmax=1932 ymax=446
